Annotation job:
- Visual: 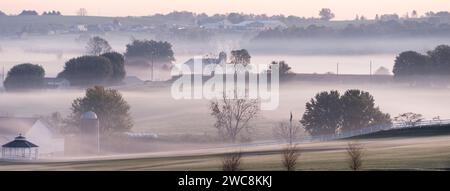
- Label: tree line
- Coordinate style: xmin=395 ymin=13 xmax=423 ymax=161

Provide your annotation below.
xmin=255 ymin=19 xmax=450 ymax=39
xmin=0 ymin=10 xmax=62 ymax=16
xmin=3 ymin=36 xmax=175 ymax=90
xmin=393 ymin=44 xmax=450 ymax=85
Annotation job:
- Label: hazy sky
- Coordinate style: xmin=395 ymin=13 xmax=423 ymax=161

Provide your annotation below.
xmin=1 ymin=0 xmax=449 ymax=20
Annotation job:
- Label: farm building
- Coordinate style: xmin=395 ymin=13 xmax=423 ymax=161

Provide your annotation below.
xmin=181 ymin=52 xmax=227 ymax=75
xmin=44 ymin=77 xmax=71 ymax=89
xmin=0 ymin=117 xmax=64 ymax=156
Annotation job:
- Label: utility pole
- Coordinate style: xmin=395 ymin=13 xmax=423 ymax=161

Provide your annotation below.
xmin=151 ymin=58 xmax=154 ymax=82
xmin=97 ymin=122 xmax=100 ymax=154
xmin=336 ymin=63 xmax=339 ymax=76
xmin=289 ymin=111 xmax=293 ymax=145
xmin=2 ymin=64 xmax=4 ymax=82
xmin=370 ymin=60 xmax=373 ymax=76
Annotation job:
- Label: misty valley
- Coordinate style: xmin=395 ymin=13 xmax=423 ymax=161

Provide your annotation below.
xmin=1 ymin=6 xmax=450 ymax=172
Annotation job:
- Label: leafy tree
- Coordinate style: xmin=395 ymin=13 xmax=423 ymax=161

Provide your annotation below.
xmin=340 ymin=90 xmax=391 ymax=131
xmin=427 ymin=45 xmax=450 ymax=75
xmin=4 ymin=63 xmax=45 ymax=91
xmin=86 ymin=36 xmax=112 ymax=56
xmin=300 ymin=91 xmax=342 ymax=136
xmin=230 ymin=49 xmax=251 ymax=68
xmin=268 ymin=61 xmax=292 ymax=79
xmin=301 ymin=90 xmax=391 ymax=136
xmin=100 ymin=52 xmax=126 ymax=84
xmin=58 ymin=56 xmax=113 ymax=86
xmin=411 ymin=10 xmax=418 ymax=18
xmin=319 ymin=8 xmax=335 ymax=21
xmin=124 ymin=39 xmax=175 ymax=68
xmin=69 ymin=86 xmax=133 ymax=134
xmin=393 ymin=51 xmax=429 ymax=78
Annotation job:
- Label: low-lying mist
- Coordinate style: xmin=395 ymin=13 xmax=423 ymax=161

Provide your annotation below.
xmin=1 ymin=82 xmax=449 ymax=142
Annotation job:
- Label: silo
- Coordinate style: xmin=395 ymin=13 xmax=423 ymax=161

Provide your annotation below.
xmin=80 ymin=111 xmax=100 ymax=153
xmin=80 ymin=111 xmax=99 ymax=134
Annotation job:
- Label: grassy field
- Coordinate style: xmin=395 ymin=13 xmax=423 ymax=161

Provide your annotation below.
xmin=1 ymin=135 xmax=449 ymax=171
xmin=351 ymin=124 xmax=450 ymax=139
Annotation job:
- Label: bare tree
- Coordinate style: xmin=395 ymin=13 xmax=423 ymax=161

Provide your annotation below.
xmin=210 ymin=94 xmax=259 ymax=143
xmin=346 ymin=142 xmax=364 ymax=171
xmin=282 ymin=145 xmax=301 ymax=171
xmin=394 ymin=112 xmax=424 ymax=126
xmin=86 ymin=36 xmax=112 ymax=56
xmin=273 ymin=112 xmax=301 ymax=145
xmin=222 ymin=152 xmax=242 ymax=171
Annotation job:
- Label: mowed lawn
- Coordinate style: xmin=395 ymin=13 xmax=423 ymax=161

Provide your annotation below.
xmin=1 ymin=135 xmax=449 ymax=171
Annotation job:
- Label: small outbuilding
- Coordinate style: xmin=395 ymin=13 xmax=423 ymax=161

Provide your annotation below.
xmin=1 ymin=134 xmax=39 ymax=160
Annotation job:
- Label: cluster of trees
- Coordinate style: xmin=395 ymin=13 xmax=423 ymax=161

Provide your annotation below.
xmin=255 ymin=19 xmax=450 ymax=39
xmin=42 ymin=11 xmax=62 ymax=16
xmin=18 ymin=10 xmax=38 ymax=16
xmin=58 ymin=36 xmax=124 ymax=86
xmin=2 ymin=36 xmax=178 ymax=90
xmin=150 ymin=9 xmax=339 ymax=27
xmin=58 ymin=52 xmax=125 ymax=86
xmin=0 ymin=10 xmax=62 ymax=16
xmin=393 ymin=45 xmax=450 ymax=83
xmin=300 ymin=89 xmax=391 ymax=136
xmin=152 ymin=11 xmax=288 ymax=26
xmin=267 ymin=61 xmax=293 ymax=79
xmin=124 ymin=39 xmax=175 ymax=69
xmin=3 ymin=63 xmax=45 ymax=91
xmin=60 ymin=37 xmax=176 ymax=86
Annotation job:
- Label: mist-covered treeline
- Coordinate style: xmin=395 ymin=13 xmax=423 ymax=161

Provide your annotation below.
xmin=2 ymin=10 xmax=450 ymax=40
xmin=255 ymin=18 xmax=450 ymax=39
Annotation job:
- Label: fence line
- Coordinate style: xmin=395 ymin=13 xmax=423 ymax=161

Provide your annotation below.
xmin=125 ymin=119 xmax=450 ymax=149
xmin=222 ymin=118 xmax=450 ymax=149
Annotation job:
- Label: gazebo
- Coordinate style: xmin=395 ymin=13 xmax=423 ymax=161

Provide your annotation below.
xmin=1 ymin=134 xmax=39 ymax=160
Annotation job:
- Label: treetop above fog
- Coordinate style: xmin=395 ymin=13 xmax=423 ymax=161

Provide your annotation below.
xmin=3 ymin=63 xmax=45 ymax=91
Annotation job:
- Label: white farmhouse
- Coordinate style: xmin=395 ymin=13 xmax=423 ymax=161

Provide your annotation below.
xmin=0 ymin=117 xmax=64 ymax=156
